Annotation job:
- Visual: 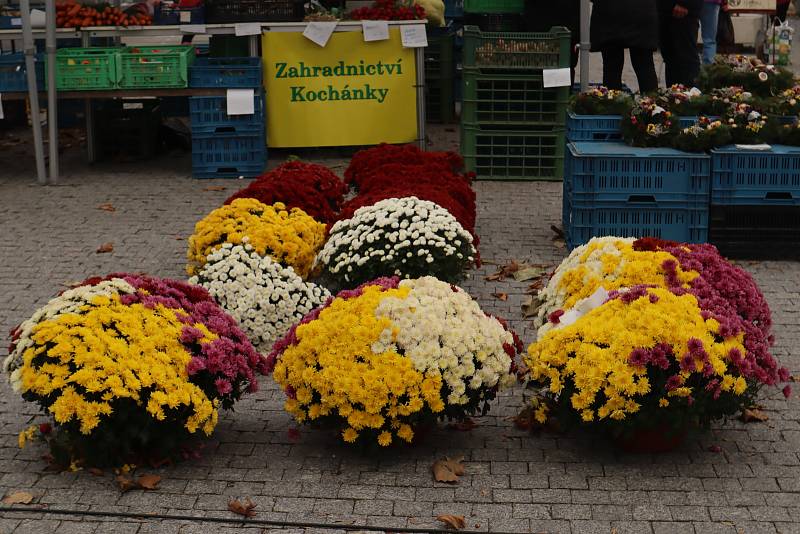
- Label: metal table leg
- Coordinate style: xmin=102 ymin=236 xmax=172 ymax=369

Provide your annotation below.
xmin=82 ymin=31 xmax=96 ymax=163
xmin=415 ymin=45 xmax=425 ymax=149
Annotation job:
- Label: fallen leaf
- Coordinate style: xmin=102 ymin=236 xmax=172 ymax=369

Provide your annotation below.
xmin=175 ymin=236 xmax=184 ymax=241
xmin=552 ymin=239 xmax=566 ymax=249
xmin=2 ymin=491 xmax=33 ymax=505
xmin=708 ymin=445 xmax=722 ymax=453
xmin=525 ymin=279 xmax=545 ymax=294
xmin=741 ymin=408 xmax=769 ymax=423
xmin=136 ymin=474 xmax=161 ymax=490
xmin=228 ymin=498 xmax=257 ymax=518
xmin=97 ymin=203 xmax=116 ymax=212
xmin=436 ymin=514 xmax=466 ymax=530
xmin=447 ymin=418 xmax=477 ymax=431
xmin=790 ymin=375 xmax=798 ymax=382
xmin=550 ymin=224 xmax=565 ymax=239
xmin=513 ymin=266 xmax=545 ymax=282
xmin=203 ymin=186 xmax=226 ymax=192
xmin=492 ymin=292 xmax=508 ymax=301
xmin=96 ymin=242 xmax=114 ymax=254
xmin=521 ymin=296 xmax=541 ymax=318
xmin=88 ymin=468 xmax=104 ymax=477
xmin=115 ymin=475 xmax=138 ymax=492
xmin=485 ymin=260 xmax=522 ymax=281
xmin=432 ymin=456 xmax=465 ymax=483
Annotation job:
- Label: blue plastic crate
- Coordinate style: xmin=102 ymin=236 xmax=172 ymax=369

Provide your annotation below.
xmin=0 ymin=15 xmax=21 ymax=29
xmin=189 ymin=93 xmax=265 ymax=135
xmin=566 ymin=113 xmax=701 ymax=142
xmin=192 ymin=132 xmax=266 ymax=179
xmin=566 ymin=142 xmax=711 ymax=205
xmin=566 ymin=112 xmax=623 ymax=142
xmin=0 ymin=53 xmax=43 ymax=92
xmin=189 ymin=56 xmax=262 ymax=88
xmin=564 ymin=192 xmax=709 ymax=249
xmin=711 ymin=145 xmax=800 ymax=206
xmin=445 ymin=0 xmax=464 ymax=18
xmin=154 ymin=3 xmax=205 ymax=25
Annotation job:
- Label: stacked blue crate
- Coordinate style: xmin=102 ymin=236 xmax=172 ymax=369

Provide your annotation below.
xmin=189 ymin=57 xmax=266 ymax=179
xmin=564 ymin=142 xmax=711 ymax=248
xmin=708 ymin=145 xmax=800 ymax=258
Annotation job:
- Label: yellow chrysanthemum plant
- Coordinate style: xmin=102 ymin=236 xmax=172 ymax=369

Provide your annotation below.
xmin=525 ymin=237 xmax=791 ymax=449
xmin=186 ymin=198 xmax=327 ymax=279
xmin=4 ymin=274 xmax=268 ymax=468
xmin=266 ymin=276 xmax=522 ymax=448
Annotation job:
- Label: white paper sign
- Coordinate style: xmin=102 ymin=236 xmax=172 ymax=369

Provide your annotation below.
xmin=362 ymin=20 xmax=389 ymax=42
xmin=234 ymin=22 xmax=262 ymax=36
xmin=227 ymin=89 xmax=255 ymax=116
xmin=179 ymin=10 xmax=192 ymax=23
xmin=735 ymin=143 xmax=772 ymax=150
xmin=542 ymin=68 xmax=571 ymax=88
xmin=180 ymin=24 xmax=206 ymax=34
xmin=303 ymin=21 xmax=337 ymax=47
xmin=11 ymin=18 xmax=21 ymax=27
xmin=400 ymin=24 xmax=428 ymax=48
xmin=0 ymin=94 xmax=4 ymax=121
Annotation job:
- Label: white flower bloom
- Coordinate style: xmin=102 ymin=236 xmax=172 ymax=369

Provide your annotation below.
xmin=193 ymin=243 xmax=330 ymax=352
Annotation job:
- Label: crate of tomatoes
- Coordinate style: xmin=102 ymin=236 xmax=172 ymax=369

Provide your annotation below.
xmin=56 ymin=1 xmax=153 ymax=28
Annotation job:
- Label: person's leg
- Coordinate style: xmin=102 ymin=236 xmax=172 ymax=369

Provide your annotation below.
xmin=700 ymin=2 xmax=721 ymax=64
xmin=659 ymin=15 xmax=675 ymax=86
xmin=669 ymin=15 xmax=701 ymax=86
xmin=601 ymin=47 xmax=625 ymax=90
xmin=629 ymin=47 xmax=659 ymax=93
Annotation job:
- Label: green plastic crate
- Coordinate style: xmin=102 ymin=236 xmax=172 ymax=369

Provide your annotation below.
xmin=463 ymin=0 xmax=523 ymax=14
xmin=462 ymin=70 xmax=568 ymax=126
xmin=427 ymin=76 xmax=455 ymax=123
xmin=119 ymin=45 xmax=195 ymax=89
xmin=52 ymin=47 xmax=121 ymax=91
xmin=463 ymin=25 xmax=571 ymax=71
xmin=461 ymin=124 xmax=565 ymax=180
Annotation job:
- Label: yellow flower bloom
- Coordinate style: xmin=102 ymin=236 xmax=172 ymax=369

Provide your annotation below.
xmin=18 ymin=296 xmax=217 ymax=436
xmin=18 ymin=426 xmax=37 ymax=449
xmin=186 ymin=199 xmax=326 ymax=278
xmin=377 ymin=431 xmax=392 ymax=447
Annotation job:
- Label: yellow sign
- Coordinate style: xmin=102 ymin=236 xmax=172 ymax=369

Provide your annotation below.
xmin=262 ymin=29 xmax=418 ymax=148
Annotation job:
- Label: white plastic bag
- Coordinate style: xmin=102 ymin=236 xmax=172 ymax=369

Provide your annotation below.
xmin=764 ymin=19 xmax=793 ymax=66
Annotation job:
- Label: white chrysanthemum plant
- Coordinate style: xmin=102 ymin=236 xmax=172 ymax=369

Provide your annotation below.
xmin=190 ymin=241 xmax=330 ymax=352
xmin=377 ymin=277 xmax=519 ymax=413
xmin=316 ymin=197 xmax=476 ymax=289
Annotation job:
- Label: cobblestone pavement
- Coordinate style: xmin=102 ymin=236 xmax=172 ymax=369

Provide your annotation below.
xmin=0 ymin=123 xmax=798 ymax=534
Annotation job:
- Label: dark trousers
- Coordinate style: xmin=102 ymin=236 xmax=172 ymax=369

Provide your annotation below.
xmin=776 ymin=2 xmax=790 ymax=22
xmin=660 ymin=14 xmax=701 ymax=86
xmin=601 ymin=47 xmax=659 ymax=93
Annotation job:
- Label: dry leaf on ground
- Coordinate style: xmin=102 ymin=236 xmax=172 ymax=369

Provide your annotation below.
xmin=203 ymin=186 xmax=227 ymax=192
xmin=96 ymin=242 xmax=114 ymax=254
xmin=432 ymin=456 xmax=465 ymax=483
xmin=88 ymin=468 xmax=104 ymax=477
xmin=485 ymin=260 xmax=522 ymax=281
xmin=97 ymin=203 xmax=116 ymax=212
xmin=447 ymin=418 xmax=478 ymax=431
xmin=115 ymin=475 xmax=138 ymax=493
xmin=522 ymin=296 xmax=540 ymax=318
xmin=492 ymin=292 xmax=508 ymax=301
xmin=436 ymin=514 xmax=466 ymax=530
xmin=552 ymin=239 xmax=566 ymax=249
xmin=136 ymin=474 xmax=161 ymax=490
xmin=228 ymin=498 xmax=257 ymax=518
xmin=2 ymin=491 xmax=33 ymax=505
xmin=550 ymin=224 xmax=565 ymax=239
xmin=741 ymin=408 xmax=769 ymax=423
xmin=512 ymin=266 xmax=545 ymax=282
